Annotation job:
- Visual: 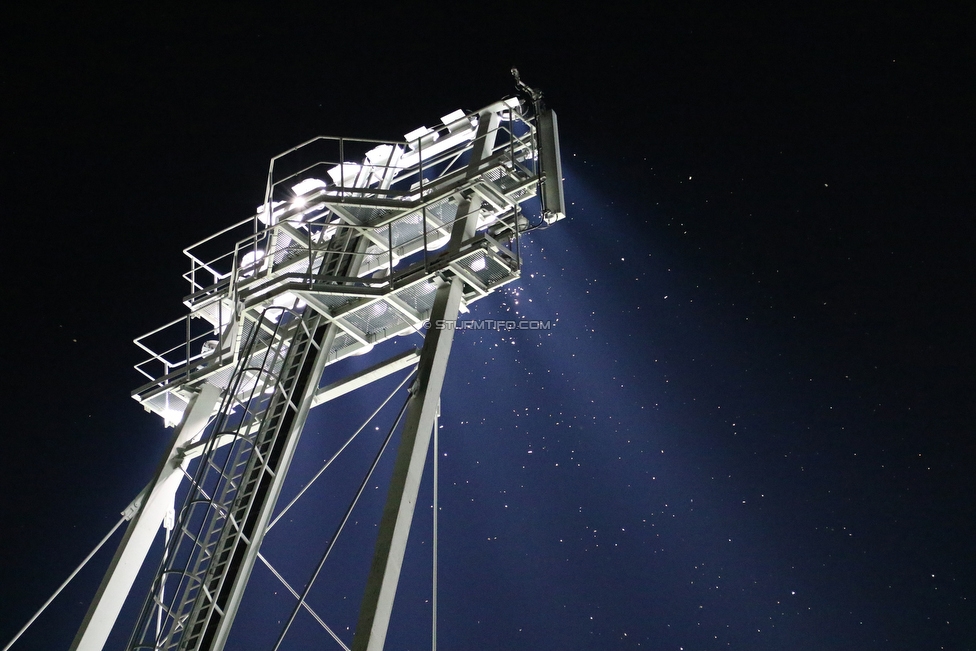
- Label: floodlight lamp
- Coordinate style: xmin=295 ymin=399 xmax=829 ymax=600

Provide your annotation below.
xmin=440 ymin=110 xmax=466 ymax=125
xmin=440 ymin=109 xmax=473 ymax=134
xmin=161 ymin=409 xmax=185 ymax=428
xmin=403 ymin=125 xmax=433 ymax=142
xmin=321 ymin=224 xmax=338 ymax=242
xmin=403 ymin=125 xmax=440 ymax=153
xmin=265 ymin=292 xmax=302 ymax=321
xmin=291 ymin=178 xmax=327 ymax=196
xmin=477 ymin=213 xmax=499 ymax=229
xmin=240 ymin=249 xmax=266 ymax=278
xmin=241 ymin=249 xmax=265 ymax=269
xmin=469 ymin=256 xmax=487 ymax=272
xmin=256 ymin=201 xmax=286 ymax=226
xmin=327 ymin=163 xmax=362 ymax=187
xmin=365 ymin=144 xmax=403 ymax=168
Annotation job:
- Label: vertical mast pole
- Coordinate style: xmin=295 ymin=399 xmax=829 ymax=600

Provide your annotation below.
xmin=351 ymin=275 xmax=463 ymax=651
xmin=353 ymin=104 xmax=503 ymax=651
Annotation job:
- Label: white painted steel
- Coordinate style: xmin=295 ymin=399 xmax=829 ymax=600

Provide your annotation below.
xmin=63 ymin=86 xmax=563 ymax=651
xmin=70 ymin=383 xmax=220 ymax=651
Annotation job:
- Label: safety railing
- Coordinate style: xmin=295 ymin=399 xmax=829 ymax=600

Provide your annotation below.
xmin=136 ymin=98 xmax=538 ymax=398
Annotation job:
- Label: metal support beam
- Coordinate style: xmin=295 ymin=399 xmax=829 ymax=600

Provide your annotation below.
xmin=179 ymin=349 xmax=421 ymax=467
xmin=70 ymin=383 xmax=220 ymax=651
xmin=312 ymin=348 xmax=421 ymax=407
xmin=352 ymin=276 xmax=463 ymax=651
xmin=447 ymin=108 xmax=501 ymax=253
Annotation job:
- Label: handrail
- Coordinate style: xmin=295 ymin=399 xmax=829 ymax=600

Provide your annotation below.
xmin=134 ymin=100 xmax=537 ymax=411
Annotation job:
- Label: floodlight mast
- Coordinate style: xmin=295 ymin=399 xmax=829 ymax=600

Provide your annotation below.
xmin=71 ymin=85 xmax=564 ymax=651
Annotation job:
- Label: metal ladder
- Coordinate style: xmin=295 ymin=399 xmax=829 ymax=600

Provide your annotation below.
xmin=129 ymin=231 xmax=364 ymax=651
xmin=126 ymin=307 xmax=319 ymax=650
xmin=182 ymin=312 xmax=324 ymax=651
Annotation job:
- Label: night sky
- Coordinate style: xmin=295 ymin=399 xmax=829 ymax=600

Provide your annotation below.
xmin=1 ymin=4 xmax=973 ymax=650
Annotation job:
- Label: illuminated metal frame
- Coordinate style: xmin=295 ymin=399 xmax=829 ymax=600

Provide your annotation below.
xmin=70 ymin=88 xmax=564 ymax=651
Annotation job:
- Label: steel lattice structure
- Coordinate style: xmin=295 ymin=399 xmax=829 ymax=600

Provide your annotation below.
xmin=69 ymin=80 xmax=564 ymax=651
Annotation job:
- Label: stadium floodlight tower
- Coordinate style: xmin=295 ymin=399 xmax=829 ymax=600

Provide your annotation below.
xmin=69 ymin=73 xmax=564 ymax=651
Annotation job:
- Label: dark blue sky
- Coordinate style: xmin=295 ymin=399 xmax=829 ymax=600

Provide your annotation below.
xmin=1 ymin=4 xmax=972 ymax=650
